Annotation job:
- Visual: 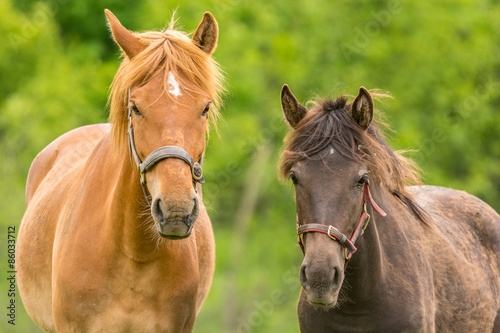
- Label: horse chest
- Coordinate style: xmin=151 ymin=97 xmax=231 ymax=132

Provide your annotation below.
xmin=54 ymin=256 xmax=199 ymax=332
xmin=299 ymin=304 xmax=429 ymax=333
xmin=298 ymin=285 xmax=433 ymax=333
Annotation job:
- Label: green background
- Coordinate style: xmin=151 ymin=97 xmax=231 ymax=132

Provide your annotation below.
xmin=1 ymin=0 xmax=499 ymax=332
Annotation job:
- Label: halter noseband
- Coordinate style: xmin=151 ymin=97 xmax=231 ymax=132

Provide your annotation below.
xmin=296 ymin=182 xmax=387 ymax=266
xmin=127 ymin=89 xmax=205 ymax=205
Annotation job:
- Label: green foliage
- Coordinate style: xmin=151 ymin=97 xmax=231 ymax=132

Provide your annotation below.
xmin=1 ymin=0 xmax=499 ymax=332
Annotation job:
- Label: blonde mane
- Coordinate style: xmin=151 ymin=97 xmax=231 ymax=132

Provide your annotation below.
xmin=108 ymin=19 xmax=225 ymax=150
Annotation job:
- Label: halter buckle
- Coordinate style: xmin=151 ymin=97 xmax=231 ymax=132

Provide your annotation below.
xmin=327 ymin=225 xmax=338 ymax=241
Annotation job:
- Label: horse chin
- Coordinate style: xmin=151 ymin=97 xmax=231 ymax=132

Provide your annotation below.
xmin=158 ymin=231 xmax=192 ymax=240
xmin=305 ymin=291 xmax=339 ymax=310
xmin=156 ymin=221 xmax=194 ymax=240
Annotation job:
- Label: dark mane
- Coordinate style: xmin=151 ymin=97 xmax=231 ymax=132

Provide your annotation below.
xmin=279 ymin=93 xmax=430 ymax=224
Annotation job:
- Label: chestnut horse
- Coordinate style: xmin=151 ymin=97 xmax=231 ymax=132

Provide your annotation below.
xmin=17 ymin=10 xmax=224 ymax=332
xmin=279 ymin=85 xmax=500 ymax=332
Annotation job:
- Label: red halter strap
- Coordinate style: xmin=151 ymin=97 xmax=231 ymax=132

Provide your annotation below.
xmin=296 ymin=182 xmax=387 ymax=266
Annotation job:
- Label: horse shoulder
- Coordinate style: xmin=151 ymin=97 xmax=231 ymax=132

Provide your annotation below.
xmin=25 ymin=124 xmax=110 ymax=204
xmin=18 ymin=124 xmax=110 ymax=331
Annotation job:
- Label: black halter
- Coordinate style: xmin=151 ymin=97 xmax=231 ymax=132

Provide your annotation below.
xmin=127 ymin=89 xmax=205 ymax=205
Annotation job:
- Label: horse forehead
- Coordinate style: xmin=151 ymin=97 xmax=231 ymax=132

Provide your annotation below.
xmin=309 ymin=146 xmax=335 ymax=161
xmin=167 ymin=71 xmax=182 ymax=97
xmin=298 ymin=152 xmax=365 ymax=180
xmin=137 ymin=70 xmax=209 ymax=104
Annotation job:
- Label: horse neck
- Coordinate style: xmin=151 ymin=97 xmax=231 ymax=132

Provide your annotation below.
xmin=105 ymin=144 xmax=163 ymax=262
xmin=342 ymin=184 xmax=415 ymax=302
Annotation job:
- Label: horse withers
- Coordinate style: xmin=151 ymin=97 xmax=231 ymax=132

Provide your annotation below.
xmin=17 ymin=10 xmax=224 ymax=332
xmin=279 ymin=84 xmax=500 ymax=332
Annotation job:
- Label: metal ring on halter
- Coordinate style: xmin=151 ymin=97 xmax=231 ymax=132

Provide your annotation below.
xmin=361 ymin=213 xmax=371 ymax=234
xmin=192 ymin=162 xmax=203 ymax=181
xmin=344 ymin=247 xmax=350 ymax=260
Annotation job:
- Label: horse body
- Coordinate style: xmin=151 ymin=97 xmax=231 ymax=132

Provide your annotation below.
xmin=18 ymin=10 xmax=223 ymax=332
xmin=279 ymin=85 xmax=500 ymax=332
xmin=19 ymin=124 xmax=215 ymax=332
xmin=18 ymin=124 xmax=109 ymax=331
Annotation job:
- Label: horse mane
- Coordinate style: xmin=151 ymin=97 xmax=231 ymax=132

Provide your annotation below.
xmin=108 ymin=17 xmax=225 ymax=150
xmin=279 ymin=91 xmax=430 ymax=224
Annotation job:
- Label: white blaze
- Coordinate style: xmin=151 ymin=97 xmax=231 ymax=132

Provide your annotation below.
xmin=167 ymin=71 xmax=182 ymax=97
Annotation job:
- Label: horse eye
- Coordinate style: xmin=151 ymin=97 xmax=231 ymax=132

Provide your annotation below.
xmin=130 ymin=102 xmax=141 ymax=116
xmin=289 ymin=172 xmax=299 ymax=185
xmin=201 ymin=102 xmax=211 ymax=116
xmin=357 ymin=174 xmax=369 ymax=187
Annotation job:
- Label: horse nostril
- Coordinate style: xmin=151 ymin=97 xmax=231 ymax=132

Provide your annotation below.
xmin=153 ymin=198 xmax=166 ymax=226
xmin=332 ymin=267 xmax=340 ymax=288
xmin=300 ymin=264 xmax=307 ymax=286
xmin=183 ymin=197 xmax=198 ymax=228
xmin=184 ymin=213 xmax=196 ymax=227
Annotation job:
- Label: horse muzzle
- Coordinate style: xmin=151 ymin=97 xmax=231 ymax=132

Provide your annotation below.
xmin=152 ymin=196 xmax=199 ymax=239
xmin=300 ymin=261 xmax=344 ymax=309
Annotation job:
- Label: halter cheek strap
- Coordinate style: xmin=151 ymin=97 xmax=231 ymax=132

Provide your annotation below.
xmin=127 ymin=89 xmax=205 ymax=205
xmin=296 ymin=182 xmax=387 ymax=267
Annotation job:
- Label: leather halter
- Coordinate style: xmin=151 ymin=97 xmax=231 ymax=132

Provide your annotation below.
xmin=296 ymin=182 xmax=387 ymax=266
xmin=127 ymin=89 xmax=205 ymax=205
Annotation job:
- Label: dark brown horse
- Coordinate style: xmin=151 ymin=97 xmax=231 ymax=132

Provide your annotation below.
xmin=17 ymin=10 xmax=224 ymax=332
xmin=279 ymin=84 xmax=500 ymax=332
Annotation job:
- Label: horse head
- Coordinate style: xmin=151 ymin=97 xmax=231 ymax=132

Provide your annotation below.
xmin=279 ymin=85 xmax=387 ymax=308
xmin=106 ymin=10 xmax=223 ymax=239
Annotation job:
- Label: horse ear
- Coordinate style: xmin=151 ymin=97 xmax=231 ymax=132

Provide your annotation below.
xmin=105 ymin=9 xmax=146 ymax=59
xmin=351 ymin=86 xmax=374 ymax=130
xmin=192 ymin=12 xmax=219 ymax=55
xmin=281 ymin=84 xmax=307 ymax=128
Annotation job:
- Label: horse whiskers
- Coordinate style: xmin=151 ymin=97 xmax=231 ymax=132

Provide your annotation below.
xmin=155 ymin=233 xmax=164 ymax=250
xmin=137 ymin=210 xmax=153 ymax=221
xmin=203 ymin=202 xmax=217 ymax=215
xmin=335 ymin=279 xmax=354 ymax=309
xmin=134 ymin=201 xmax=168 ymax=249
xmin=136 ymin=208 xmax=153 ymax=228
xmin=138 ymin=198 xmax=152 ymax=216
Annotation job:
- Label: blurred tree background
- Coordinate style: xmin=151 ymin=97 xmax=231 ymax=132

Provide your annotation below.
xmin=1 ymin=0 xmax=499 ymax=332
